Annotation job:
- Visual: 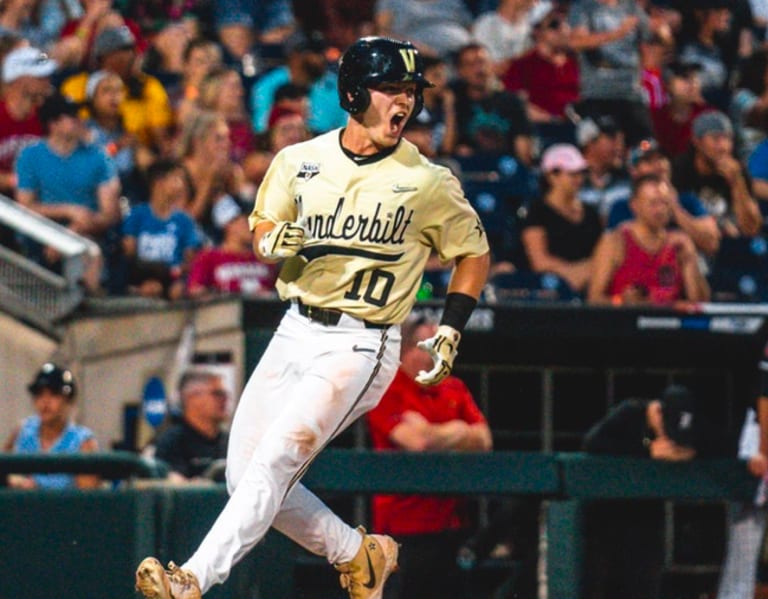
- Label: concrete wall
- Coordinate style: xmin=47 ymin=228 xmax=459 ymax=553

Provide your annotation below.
xmin=0 ymin=298 xmax=245 ymax=450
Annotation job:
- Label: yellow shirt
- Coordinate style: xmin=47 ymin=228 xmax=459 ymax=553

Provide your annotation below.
xmin=61 ymin=71 xmax=173 ymax=147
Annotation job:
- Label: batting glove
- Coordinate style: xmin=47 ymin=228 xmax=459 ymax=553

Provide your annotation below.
xmin=415 ymin=325 xmax=461 ymax=386
xmin=258 ymin=221 xmax=306 ymax=259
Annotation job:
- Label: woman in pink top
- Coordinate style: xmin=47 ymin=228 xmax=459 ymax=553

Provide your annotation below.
xmin=588 ymin=173 xmax=710 ymax=306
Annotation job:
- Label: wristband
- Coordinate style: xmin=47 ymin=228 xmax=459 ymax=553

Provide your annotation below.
xmin=440 ymin=292 xmax=477 ymax=333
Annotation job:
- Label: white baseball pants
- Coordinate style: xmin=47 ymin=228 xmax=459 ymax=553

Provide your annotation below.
xmin=183 ymin=305 xmax=401 ymax=592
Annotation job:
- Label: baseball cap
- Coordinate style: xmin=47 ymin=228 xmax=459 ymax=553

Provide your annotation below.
xmin=212 ymin=195 xmax=244 ymax=229
xmin=540 ymin=143 xmax=587 ymax=173
xmin=28 ymin=362 xmax=76 ymax=399
xmin=664 ymin=60 xmax=702 ymax=82
xmin=2 ymin=46 xmax=57 ymax=83
xmin=38 ymin=92 xmax=80 ymax=124
xmin=284 ymin=30 xmax=327 ymax=55
xmin=576 ymin=115 xmax=620 ymax=147
xmin=93 ymin=25 xmax=136 ymax=59
xmin=660 ymin=385 xmax=696 ymax=447
xmin=691 ymin=110 xmax=733 ymax=138
xmin=628 ymin=138 xmax=663 ymax=168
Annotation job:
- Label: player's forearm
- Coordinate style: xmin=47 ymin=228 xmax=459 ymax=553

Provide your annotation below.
xmin=447 ymin=252 xmax=490 ymax=299
xmin=758 ymin=396 xmax=768 ymax=456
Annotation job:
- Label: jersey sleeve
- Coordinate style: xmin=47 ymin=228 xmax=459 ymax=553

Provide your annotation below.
xmin=422 ymin=168 xmax=490 ymax=263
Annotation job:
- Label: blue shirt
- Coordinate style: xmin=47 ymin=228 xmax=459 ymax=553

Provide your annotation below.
xmin=250 ymin=66 xmax=347 ymax=134
xmin=13 ymin=415 xmax=95 ymax=489
xmin=16 ymin=140 xmax=117 ymax=211
xmin=122 ymin=203 xmax=202 ymax=266
xmin=214 ymin=0 xmax=294 ymax=31
xmin=607 ymin=191 xmax=708 ymax=229
xmin=748 ymin=138 xmax=768 ymax=182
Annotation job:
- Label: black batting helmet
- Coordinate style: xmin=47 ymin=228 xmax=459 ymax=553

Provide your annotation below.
xmin=337 ymin=37 xmax=434 ymax=117
xmin=27 ymin=362 xmax=76 ymax=400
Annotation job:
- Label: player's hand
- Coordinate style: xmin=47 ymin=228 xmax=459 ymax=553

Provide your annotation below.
xmin=415 ymin=325 xmax=461 ymax=386
xmin=258 ymin=220 xmax=306 ymax=259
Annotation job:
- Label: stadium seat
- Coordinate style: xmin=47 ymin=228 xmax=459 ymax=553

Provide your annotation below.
xmin=484 ymin=270 xmax=580 ymax=304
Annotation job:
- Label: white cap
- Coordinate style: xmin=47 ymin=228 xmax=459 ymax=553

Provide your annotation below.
xmin=540 ymin=143 xmax=587 ymax=173
xmin=2 ymin=46 xmax=57 ymax=83
xmin=212 ymin=195 xmax=243 ymax=229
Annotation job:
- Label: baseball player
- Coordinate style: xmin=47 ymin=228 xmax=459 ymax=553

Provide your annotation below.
xmin=135 ymin=36 xmax=490 ymax=599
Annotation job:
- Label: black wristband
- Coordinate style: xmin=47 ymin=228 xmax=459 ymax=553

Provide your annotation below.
xmin=440 ymin=292 xmax=477 ymax=333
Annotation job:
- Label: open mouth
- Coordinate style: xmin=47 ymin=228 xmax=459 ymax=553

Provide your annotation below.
xmin=390 ymin=112 xmax=407 ymax=133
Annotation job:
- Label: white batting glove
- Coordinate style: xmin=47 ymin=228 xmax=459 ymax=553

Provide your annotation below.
xmin=415 ymin=325 xmax=461 ymax=386
xmin=258 ymin=221 xmax=306 ymax=259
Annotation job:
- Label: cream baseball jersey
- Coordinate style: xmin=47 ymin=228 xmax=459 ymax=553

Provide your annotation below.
xmin=249 ymin=129 xmax=489 ymax=325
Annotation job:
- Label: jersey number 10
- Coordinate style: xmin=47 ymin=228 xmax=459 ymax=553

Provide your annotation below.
xmin=344 ymin=268 xmax=395 ymax=307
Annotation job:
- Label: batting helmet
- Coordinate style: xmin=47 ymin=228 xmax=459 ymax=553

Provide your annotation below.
xmin=337 ymin=37 xmax=434 ymax=117
xmin=27 ymin=362 xmax=76 ymax=400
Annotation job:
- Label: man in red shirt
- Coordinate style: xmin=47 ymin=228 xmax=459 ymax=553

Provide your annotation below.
xmin=367 ymin=313 xmax=492 ymax=599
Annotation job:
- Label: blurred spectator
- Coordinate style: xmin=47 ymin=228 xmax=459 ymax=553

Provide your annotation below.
xmin=3 ymin=362 xmax=100 ymax=490
xmin=121 ymin=158 xmax=201 ymax=299
xmin=58 ymin=0 xmax=147 ymax=70
xmin=176 ymin=109 xmax=250 ymax=239
xmin=0 ymin=0 xmax=79 ymax=61
xmin=588 ymin=174 xmax=711 ymax=306
xmin=15 ymin=92 xmax=120 ymax=293
xmin=0 ymin=44 xmax=56 ymax=197
xmin=672 ymin=110 xmax=762 ymax=238
xmin=114 ymin=0 xmax=215 ymax=42
xmin=450 ymin=41 xmax=534 ymax=164
xmin=198 ymin=66 xmax=258 ymax=166
xmin=416 ymin=55 xmax=457 ymax=156
xmin=293 ymin=0 xmax=376 ymax=50
xmin=568 ymin=0 xmax=662 ymax=145
xmin=240 ymin=105 xmax=310 ymax=188
xmin=730 ymin=48 xmax=768 ymax=163
xmin=172 ymin=37 xmax=223 ymax=124
xmin=519 ymin=143 xmax=602 ymax=294
xmin=582 ymin=384 xmax=697 ymax=599
xmin=366 ymin=313 xmax=493 ymax=599
xmin=677 ymin=3 xmax=735 ymax=111
xmin=60 ymin=25 xmax=173 ymax=156
xmin=213 ymin=0 xmax=295 ymax=63
xmin=250 ymin=30 xmax=346 ymax=135
xmin=650 ymin=60 xmax=712 ymax=158
xmin=471 ymin=0 xmax=544 ymax=76
xmin=269 ymin=81 xmax=310 ymax=120
xmin=140 ymin=21 xmax=196 ymax=95
xmin=374 ymin=0 xmax=474 ymax=59
xmin=144 ymin=369 xmax=229 ymax=484
xmin=81 ymin=69 xmax=148 ymax=203
xmin=186 ymin=197 xmax=278 ymax=298
xmin=639 ymin=32 xmax=668 ymax=111
xmin=576 ymin=114 xmax=631 ymax=221
xmin=502 ymin=5 xmax=579 ymax=128
xmin=608 ymin=139 xmax=721 ymax=258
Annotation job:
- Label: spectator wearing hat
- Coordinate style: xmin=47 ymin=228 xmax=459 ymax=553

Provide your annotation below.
xmin=581 ymin=383 xmax=698 ymax=599
xmin=575 ymin=114 xmax=632 ymax=221
xmin=15 ymin=91 xmax=121 ymax=293
xmin=0 ymin=45 xmax=57 ymax=196
xmin=672 ymin=110 xmax=762 ymax=238
xmin=502 ymin=3 xmax=579 ymax=135
xmin=650 ymin=60 xmax=712 ymax=158
xmin=60 ymin=25 xmax=173 ymax=156
xmin=187 ymin=197 xmax=278 ymax=298
xmin=250 ymin=29 xmax=346 ymax=135
xmin=607 ymin=139 xmax=721 ymax=258
xmin=58 ymin=0 xmax=146 ymax=71
xmin=3 ymin=362 xmax=100 ymax=490
xmin=518 ymin=143 xmax=603 ymax=294
xmin=567 ymin=0 xmax=668 ymax=146
xmin=588 ymin=173 xmax=710 ymax=306
xmin=121 ymin=158 xmax=202 ymax=300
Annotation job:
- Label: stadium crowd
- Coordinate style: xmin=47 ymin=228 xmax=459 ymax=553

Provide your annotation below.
xmin=0 ymin=0 xmax=766 ymax=306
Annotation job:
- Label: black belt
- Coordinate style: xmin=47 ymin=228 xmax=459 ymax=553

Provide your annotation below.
xmin=295 ymin=300 xmax=389 ymax=329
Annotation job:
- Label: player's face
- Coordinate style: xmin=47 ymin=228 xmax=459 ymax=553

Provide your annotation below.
xmin=364 ymin=82 xmax=417 ymax=146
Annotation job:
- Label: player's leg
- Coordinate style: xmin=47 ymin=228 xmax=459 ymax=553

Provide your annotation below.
xmin=716 ymin=502 xmax=767 ymax=599
xmin=180 ymin=314 xmax=400 ymax=592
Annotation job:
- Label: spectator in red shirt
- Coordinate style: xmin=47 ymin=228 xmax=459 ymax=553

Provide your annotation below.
xmin=366 ymin=313 xmax=492 ymax=599
xmin=651 ymin=60 xmax=711 ymax=158
xmin=187 ymin=197 xmax=278 ymax=298
xmin=503 ymin=6 xmax=579 ymax=124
